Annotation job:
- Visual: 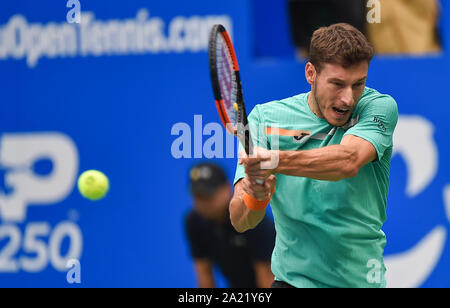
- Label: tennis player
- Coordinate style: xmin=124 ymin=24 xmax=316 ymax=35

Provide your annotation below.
xmin=230 ymin=23 xmax=398 ymax=288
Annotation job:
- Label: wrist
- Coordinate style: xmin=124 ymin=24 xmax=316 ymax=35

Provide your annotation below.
xmin=243 ymin=185 xmax=276 ymax=211
xmin=274 ymin=150 xmax=288 ymax=174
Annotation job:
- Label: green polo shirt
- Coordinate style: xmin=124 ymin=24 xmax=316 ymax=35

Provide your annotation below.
xmin=234 ymin=87 xmax=398 ymax=288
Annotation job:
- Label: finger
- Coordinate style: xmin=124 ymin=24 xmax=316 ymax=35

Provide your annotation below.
xmin=245 ymin=169 xmax=269 ymax=181
xmin=238 ymin=150 xmax=248 ymax=165
xmin=249 ymin=182 xmax=268 ymax=193
xmin=246 ymin=173 xmax=268 ymax=184
xmin=251 ymin=147 xmax=273 ymax=160
xmin=244 ymin=177 xmax=265 ymax=191
xmin=248 ymin=176 xmax=269 ymax=185
xmin=241 ymin=158 xmax=268 ymax=169
xmin=245 ymin=170 xmax=265 ymax=178
xmin=246 ymin=168 xmax=271 ymax=177
xmin=252 ymin=190 xmax=271 ymax=200
xmin=266 ymin=176 xmax=277 ymax=193
xmin=266 ymin=174 xmax=277 ymax=185
xmin=239 ymin=158 xmax=257 ymax=168
xmin=247 ymin=171 xmax=272 ymax=181
xmin=265 ymin=180 xmax=274 ymax=191
xmin=243 ymin=178 xmax=270 ymax=200
xmin=241 ymin=178 xmax=254 ymax=195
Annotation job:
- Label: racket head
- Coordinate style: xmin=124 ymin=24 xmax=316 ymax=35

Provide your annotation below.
xmin=208 ymin=25 xmax=249 ymax=141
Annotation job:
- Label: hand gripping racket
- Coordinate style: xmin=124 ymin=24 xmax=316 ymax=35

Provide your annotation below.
xmin=208 ymin=24 xmax=264 ymax=185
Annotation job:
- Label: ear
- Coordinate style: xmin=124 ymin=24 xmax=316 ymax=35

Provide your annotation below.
xmin=305 ymin=62 xmax=317 ymax=85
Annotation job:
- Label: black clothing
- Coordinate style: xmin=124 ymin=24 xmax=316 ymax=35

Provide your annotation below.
xmin=185 ymin=210 xmax=275 ymax=288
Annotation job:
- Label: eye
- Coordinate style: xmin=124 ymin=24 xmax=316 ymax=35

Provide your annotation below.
xmin=353 ymin=82 xmax=364 ymax=88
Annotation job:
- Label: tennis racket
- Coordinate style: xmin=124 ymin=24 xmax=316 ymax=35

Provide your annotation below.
xmin=208 ymin=24 xmax=264 ymax=185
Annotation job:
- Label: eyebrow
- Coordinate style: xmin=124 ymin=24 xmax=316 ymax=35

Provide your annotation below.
xmin=328 ymin=77 xmax=367 ymax=84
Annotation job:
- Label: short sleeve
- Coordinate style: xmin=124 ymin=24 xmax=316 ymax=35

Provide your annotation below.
xmin=233 ymin=105 xmax=268 ymax=185
xmin=245 ymin=216 xmax=276 ymax=262
xmin=344 ymin=96 xmax=398 ymax=161
xmin=184 ymin=211 xmax=211 ymax=259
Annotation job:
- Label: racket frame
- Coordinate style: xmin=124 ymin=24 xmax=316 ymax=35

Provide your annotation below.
xmin=208 ymin=24 xmax=254 ymax=155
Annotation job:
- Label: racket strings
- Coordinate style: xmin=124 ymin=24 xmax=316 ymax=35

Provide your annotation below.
xmin=215 ymin=34 xmax=238 ymax=126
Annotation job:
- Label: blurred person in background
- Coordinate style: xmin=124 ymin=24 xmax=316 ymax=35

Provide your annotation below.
xmin=366 ymin=0 xmax=441 ymax=54
xmin=288 ymin=0 xmax=367 ymax=59
xmin=184 ymin=163 xmax=275 ymax=288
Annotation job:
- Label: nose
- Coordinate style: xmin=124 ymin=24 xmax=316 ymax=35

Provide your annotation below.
xmin=341 ymin=87 xmax=354 ymax=107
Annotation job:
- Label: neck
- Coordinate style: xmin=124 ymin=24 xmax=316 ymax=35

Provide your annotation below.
xmin=194 ymin=206 xmax=228 ymax=224
xmin=307 ymin=90 xmax=324 ymax=119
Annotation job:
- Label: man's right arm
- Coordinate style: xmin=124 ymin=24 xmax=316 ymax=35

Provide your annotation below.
xmin=229 ymin=175 xmax=276 ymax=233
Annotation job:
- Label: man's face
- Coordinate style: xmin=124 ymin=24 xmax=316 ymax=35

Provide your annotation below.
xmin=194 ymin=184 xmax=231 ymax=222
xmin=306 ymin=62 xmax=368 ymax=127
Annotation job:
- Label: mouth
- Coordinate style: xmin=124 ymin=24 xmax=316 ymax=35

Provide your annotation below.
xmin=332 ymin=107 xmax=350 ymax=118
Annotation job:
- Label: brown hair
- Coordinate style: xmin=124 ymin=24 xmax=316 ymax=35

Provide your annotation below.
xmin=309 ymin=23 xmax=374 ymax=72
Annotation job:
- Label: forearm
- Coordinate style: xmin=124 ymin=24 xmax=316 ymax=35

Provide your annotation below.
xmin=229 ymin=181 xmax=266 ymax=233
xmin=274 ymin=145 xmax=358 ymax=181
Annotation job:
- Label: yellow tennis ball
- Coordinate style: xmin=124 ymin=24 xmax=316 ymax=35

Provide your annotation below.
xmin=233 ymin=103 xmax=239 ymax=112
xmin=77 ymin=170 xmax=109 ymax=201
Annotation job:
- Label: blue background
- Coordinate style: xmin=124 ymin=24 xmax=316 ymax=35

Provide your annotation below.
xmin=0 ymin=0 xmax=449 ymax=287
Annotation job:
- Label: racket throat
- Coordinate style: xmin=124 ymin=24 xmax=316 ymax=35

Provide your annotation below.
xmin=237 ymin=129 xmax=254 ymax=156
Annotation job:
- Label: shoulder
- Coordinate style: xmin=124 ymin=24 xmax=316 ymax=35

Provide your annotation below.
xmin=185 ymin=210 xmax=209 ymax=232
xmin=356 ymin=87 xmax=398 ymax=115
xmin=248 ymin=93 xmax=308 ymax=122
xmin=353 ymin=87 xmax=398 ymax=126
